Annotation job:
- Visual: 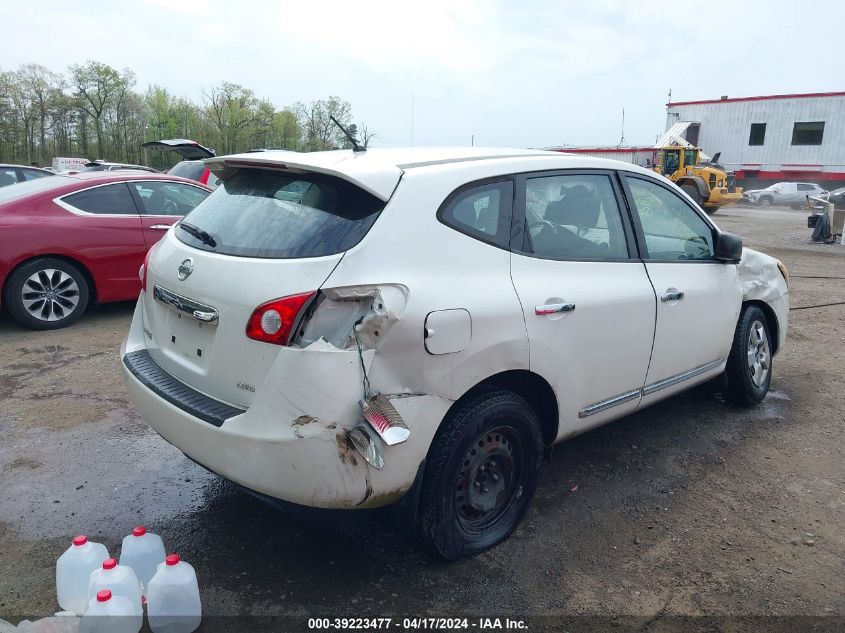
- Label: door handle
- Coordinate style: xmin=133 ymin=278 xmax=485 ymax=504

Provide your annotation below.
xmin=660 ymin=291 xmax=685 ymax=302
xmin=535 ymin=303 xmax=576 ymax=315
xmin=149 ymin=224 xmax=173 ymax=230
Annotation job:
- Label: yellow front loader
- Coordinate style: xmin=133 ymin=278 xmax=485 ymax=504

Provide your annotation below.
xmin=652 ymin=146 xmax=743 ymax=214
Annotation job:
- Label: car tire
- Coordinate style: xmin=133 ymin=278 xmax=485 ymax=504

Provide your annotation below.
xmin=417 ymin=389 xmax=544 ymax=560
xmin=724 ymin=305 xmax=772 ymax=405
xmin=681 ymin=184 xmax=703 ymax=206
xmin=758 ymin=197 xmax=773 ymax=208
xmin=4 ymin=258 xmax=90 ymax=330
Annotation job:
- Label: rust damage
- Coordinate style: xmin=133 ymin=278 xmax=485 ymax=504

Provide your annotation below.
xmin=335 ymin=430 xmax=358 ymax=467
xmin=292 ymin=415 xmax=316 ymax=427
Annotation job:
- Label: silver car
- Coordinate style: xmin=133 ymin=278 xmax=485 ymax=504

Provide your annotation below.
xmin=743 ymin=182 xmax=826 ymax=208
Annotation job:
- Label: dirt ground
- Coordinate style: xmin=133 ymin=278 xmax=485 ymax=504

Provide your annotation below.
xmin=0 ymin=205 xmax=842 ymax=631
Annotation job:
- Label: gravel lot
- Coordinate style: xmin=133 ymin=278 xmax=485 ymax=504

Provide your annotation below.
xmin=0 ymin=205 xmax=842 ymax=631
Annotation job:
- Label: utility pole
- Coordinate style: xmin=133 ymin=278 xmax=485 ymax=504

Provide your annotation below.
xmin=471 ymin=134 xmax=474 ymax=147
xmin=618 ymin=108 xmax=626 ymax=148
xmin=410 ymin=93 xmax=414 ymax=146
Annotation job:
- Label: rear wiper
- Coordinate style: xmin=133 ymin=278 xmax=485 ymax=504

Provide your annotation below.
xmin=177 ymin=221 xmax=217 ymax=247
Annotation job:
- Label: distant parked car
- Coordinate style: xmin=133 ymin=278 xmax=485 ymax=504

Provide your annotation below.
xmin=0 ymin=164 xmax=54 ymax=187
xmin=743 ymin=182 xmax=827 ymax=209
xmin=81 ymin=160 xmax=159 ymax=174
xmin=0 ymin=172 xmax=210 ymax=330
xmin=141 ymin=139 xmax=219 ymax=188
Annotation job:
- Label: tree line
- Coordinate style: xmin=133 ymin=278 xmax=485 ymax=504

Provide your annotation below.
xmin=0 ymin=60 xmax=375 ymax=170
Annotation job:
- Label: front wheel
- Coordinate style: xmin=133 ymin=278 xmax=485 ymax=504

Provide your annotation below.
xmin=417 ymin=390 xmax=544 ymax=560
xmin=758 ymin=197 xmax=773 ymax=208
xmin=724 ymin=305 xmax=772 ymax=404
xmin=3 ymin=258 xmax=90 ymax=330
xmin=681 ymin=184 xmax=703 ymax=206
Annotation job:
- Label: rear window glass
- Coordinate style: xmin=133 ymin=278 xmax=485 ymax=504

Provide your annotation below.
xmin=175 ymin=169 xmax=385 ymax=258
xmin=168 ymin=161 xmax=206 ymax=182
xmin=63 ymin=183 xmax=137 ymax=215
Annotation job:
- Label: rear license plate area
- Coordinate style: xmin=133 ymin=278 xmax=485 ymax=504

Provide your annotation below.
xmin=153 ymin=285 xmax=218 ymax=365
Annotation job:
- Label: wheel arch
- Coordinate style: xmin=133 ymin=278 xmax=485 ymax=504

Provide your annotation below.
xmin=2 ymin=254 xmax=98 ymax=307
xmin=742 ymin=299 xmax=780 ymax=355
xmin=441 ymin=369 xmax=559 ymax=446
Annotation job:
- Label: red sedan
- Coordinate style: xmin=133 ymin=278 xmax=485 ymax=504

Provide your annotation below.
xmin=0 ymin=171 xmax=211 ymax=329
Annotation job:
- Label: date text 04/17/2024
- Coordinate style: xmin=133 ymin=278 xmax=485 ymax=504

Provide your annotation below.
xmin=307 ymin=617 xmax=529 ymax=630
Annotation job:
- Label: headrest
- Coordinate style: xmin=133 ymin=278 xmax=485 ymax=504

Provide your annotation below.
xmin=545 ymin=187 xmax=600 ymax=227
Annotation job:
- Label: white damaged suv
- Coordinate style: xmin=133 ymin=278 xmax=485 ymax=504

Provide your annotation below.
xmin=122 ymin=147 xmax=789 ymax=559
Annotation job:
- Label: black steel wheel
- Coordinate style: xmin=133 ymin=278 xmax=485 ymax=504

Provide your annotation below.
xmin=417 ymin=389 xmax=543 ymax=560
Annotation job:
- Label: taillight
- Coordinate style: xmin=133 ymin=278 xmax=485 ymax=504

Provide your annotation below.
xmin=139 ymin=246 xmax=156 ymax=293
xmin=246 ymin=291 xmax=316 ymax=346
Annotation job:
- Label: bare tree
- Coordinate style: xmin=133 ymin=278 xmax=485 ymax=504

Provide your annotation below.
xmin=70 ymin=61 xmax=131 ymax=159
xmin=359 ymin=122 xmax=377 ymax=149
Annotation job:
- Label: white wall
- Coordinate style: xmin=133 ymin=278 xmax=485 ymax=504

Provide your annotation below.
xmin=665 ymin=96 xmax=845 ymax=174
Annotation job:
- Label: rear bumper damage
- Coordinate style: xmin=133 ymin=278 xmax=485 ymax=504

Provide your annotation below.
xmin=122 ymin=301 xmax=450 ymax=509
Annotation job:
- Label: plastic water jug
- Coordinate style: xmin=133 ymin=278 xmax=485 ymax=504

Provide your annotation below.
xmin=56 ymin=535 xmax=110 ymax=615
xmin=87 ymin=558 xmax=142 ymax=617
xmin=79 ymin=590 xmax=141 ymax=633
xmin=147 ymin=554 xmax=202 ymax=633
xmin=118 ymin=525 xmax=165 ymax=591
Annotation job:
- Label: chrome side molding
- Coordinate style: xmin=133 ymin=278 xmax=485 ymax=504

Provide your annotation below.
xmin=642 ymin=358 xmax=724 ymax=396
xmin=578 ymin=358 xmax=725 ymax=418
xmin=578 ymin=389 xmax=641 ymax=418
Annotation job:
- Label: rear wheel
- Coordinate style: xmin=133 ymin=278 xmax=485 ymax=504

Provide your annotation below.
xmin=417 ymin=390 xmax=543 ymax=560
xmin=725 ymin=305 xmax=772 ymax=405
xmin=3 ymin=258 xmax=90 ymax=330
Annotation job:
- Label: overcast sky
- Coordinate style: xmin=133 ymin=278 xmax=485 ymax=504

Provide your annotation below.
xmin=2 ymin=0 xmax=841 ymax=149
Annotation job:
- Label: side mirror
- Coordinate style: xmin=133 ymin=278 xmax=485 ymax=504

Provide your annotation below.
xmin=714 ymin=231 xmax=743 ymax=262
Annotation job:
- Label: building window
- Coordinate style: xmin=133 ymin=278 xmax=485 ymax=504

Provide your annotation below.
xmin=791 ymin=122 xmax=825 ymax=146
xmin=748 ymin=123 xmax=766 ymax=146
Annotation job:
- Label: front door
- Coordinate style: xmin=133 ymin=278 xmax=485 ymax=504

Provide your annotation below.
xmin=510 ymin=171 xmax=657 ymax=439
xmin=621 ymin=174 xmax=741 ymax=406
xmin=127 ymin=180 xmax=210 ymax=247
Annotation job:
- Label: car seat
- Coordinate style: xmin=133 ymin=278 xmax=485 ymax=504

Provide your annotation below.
xmin=533 ymin=188 xmax=604 ymax=258
xmin=146 ymin=189 xmax=169 ymax=214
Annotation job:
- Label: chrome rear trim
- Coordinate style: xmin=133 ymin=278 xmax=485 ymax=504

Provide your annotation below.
xmin=153 ymin=285 xmax=219 ymax=324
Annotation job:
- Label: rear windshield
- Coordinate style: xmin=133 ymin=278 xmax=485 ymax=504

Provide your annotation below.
xmin=168 ymin=161 xmax=206 ymax=182
xmin=175 ymin=169 xmax=385 ymax=258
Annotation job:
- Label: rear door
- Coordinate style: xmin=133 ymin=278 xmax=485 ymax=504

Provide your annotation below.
xmin=55 ymin=182 xmax=146 ymax=298
xmin=621 ymin=174 xmax=741 ymax=405
xmin=127 ymin=180 xmax=210 ymax=246
xmin=509 ymin=171 xmax=656 ymax=436
xmin=142 ymin=168 xmax=387 ymax=407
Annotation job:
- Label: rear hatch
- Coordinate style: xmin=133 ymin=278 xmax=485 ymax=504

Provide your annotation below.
xmin=141 ymin=139 xmax=216 ymax=161
xmin=142 ymin=166 xmax=390 ymax=408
